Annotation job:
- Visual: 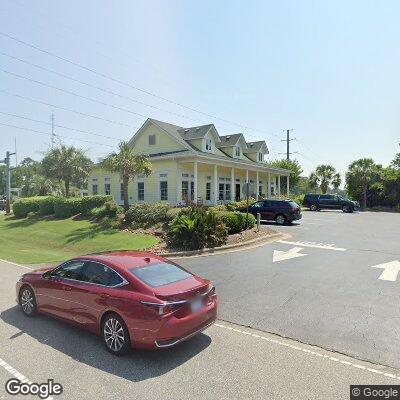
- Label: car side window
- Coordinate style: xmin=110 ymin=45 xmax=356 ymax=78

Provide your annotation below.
xmin=252 ymin=201 xmax=263 ymax=208
xmin=82 ymin=261 xmax=123 ymax=286
xmin=262 ymin=201 xmax=271 ymax=207
xmin=52 ymin=261 xmax=85 ymax=281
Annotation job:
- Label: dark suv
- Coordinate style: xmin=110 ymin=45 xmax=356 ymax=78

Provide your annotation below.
xmin=240 ymin=199 xmax=302 ymax=225
xmin=303 ymin=194 xmax=359 ymax=213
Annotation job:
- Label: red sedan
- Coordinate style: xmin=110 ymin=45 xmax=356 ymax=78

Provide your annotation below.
xmin=16 ymin=251 xmax=217 ymax=355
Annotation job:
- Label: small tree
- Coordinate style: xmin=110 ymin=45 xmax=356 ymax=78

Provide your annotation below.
xmin=309 ymin=164 xmax=340 ymax=194
xmin=345 ymin=158 xmax=381 ymax=209
xmin=267 ymin=159 xmax=303 ymax=194
xmin=42 ymin=145 xmax=93 ymax=197
xmin=101 ymin=141 xmax=152 ymax=210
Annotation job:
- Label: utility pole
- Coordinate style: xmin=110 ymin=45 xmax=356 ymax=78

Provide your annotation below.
xmin=1 ymin=151 xmax=16 ymax=214
xmin=51 ymin=113 xmax=55 ymax=148
xmin=281 ymin=129 xmax=295 ymax=160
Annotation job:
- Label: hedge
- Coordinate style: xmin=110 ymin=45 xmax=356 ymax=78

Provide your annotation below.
xmin=38 ymin=196 xmax=58 ymax=216
xmin=215 ymin=211 xmax=256 ymax=234
xmin=125 ymin=203 xmax=171 ymax=227
xmin=13 ymin=197 xmax=51 ymax=218
xmin=80 ymin=195 xmax=113 ymax=215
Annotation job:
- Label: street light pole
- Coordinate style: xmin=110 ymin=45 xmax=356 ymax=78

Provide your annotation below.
xmin=1 ymin=151 xmax=16 ymax=214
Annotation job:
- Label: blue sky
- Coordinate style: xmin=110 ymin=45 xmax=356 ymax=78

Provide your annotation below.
xmin=0 ymin=0 xmax=399 ymax=177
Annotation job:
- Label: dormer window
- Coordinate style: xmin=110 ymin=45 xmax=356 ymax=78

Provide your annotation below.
xmin=205 ymin=138 xmax=212 ymax=151
xmin=148 ymin=134 xmax=156 ymax=145
xmin=235 ymin=146 xmax=241 ymax=157
xmin=258 ymin=152 xmax=263 ymax=162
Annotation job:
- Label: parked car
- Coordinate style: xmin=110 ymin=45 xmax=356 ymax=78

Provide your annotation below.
xmin=303 ymin=193 xmax=359 ymax=213
xmin=240 ymin=199 xmax=302 ymax=225
xmin=16 ymin=251 xmax=217 ymax=355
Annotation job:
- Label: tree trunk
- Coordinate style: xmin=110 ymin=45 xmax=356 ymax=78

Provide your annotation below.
xmin=65 ymin=179 xmax=70 ymax=197
xmin=362 ymin=187 xmax=367 ymax=210
xmin=123 ymin=176 xmax=130 ymax=211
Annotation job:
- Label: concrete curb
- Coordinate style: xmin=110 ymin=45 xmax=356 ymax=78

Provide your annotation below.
xmin=162 ymin=231 xmax=290 ymax=258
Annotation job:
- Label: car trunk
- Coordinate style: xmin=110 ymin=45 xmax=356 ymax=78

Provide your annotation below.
xmin=153 ymin=276 xmax=209 ymax=302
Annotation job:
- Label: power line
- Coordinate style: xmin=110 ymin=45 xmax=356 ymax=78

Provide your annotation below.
xmin=0 ymin=30 xmax=281 ymax=139
xmin=0 ymin=52 xmax=200 ymax=123
xmin=0 ymin=89 xmax=135 ymax=128
xmin=2 ymin=69 xmax=151 ymax=119
xmin=0 ymin=111 xmax=123 ymax=141
xmin=0 ymin=122 xmax=116 ymax=148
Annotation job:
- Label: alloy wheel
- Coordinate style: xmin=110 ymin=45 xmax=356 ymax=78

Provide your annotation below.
xmin=104 ymin=318 xmax=125 ymax=352
xmin=21 ymin=289 xmax=35 ymax=315
xmin=276 ymin=215 xmax=285 ymax=225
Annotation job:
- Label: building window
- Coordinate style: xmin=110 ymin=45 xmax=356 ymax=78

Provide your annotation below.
xmin=92 ymin=184 xmax=98 ymax=195
xmin=259 ymin=185 xmax=262 ymax=197
xmin=205 ymin=138 xmax=212 ymax=151
xmin=182 ymin=181 xmax=189 ymax=202
xmin=148 ymin=134 xmax=156 ymax=145
xmin=120 ymin=183 xmax=124 ymax=201
xmin=258 ymin=152 xmax=263 ymax=162
xmin=138 ymin=182 xmax=144 ymax=201
xmin=225 ymin=184 xmax=231 ymax=201
xmin=206 ymin=182 xmax=211 ymax=201
xmin=160 ymin=181 xmax=168 ymax=201
xmin=104 ymin=183 xmax=111 ymax=195
xmin=235 ymin=146 xmax=241 ymax=157
xmin=219 ymin=183 xmax=224 ymax=200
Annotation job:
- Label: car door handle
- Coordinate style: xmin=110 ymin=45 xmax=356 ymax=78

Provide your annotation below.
xmin=100 ymin=293 xmax=110 ymax=298
xmin=62 ymin=286 xmax=72 ymax=291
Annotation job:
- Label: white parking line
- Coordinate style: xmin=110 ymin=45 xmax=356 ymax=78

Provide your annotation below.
xmin=0 ymin=258 xmax=33 ymax=270
xmin=214 ymin=323 xmax=400 ymax=380
xmin=277 ymin=240 xmax=346 ymax=251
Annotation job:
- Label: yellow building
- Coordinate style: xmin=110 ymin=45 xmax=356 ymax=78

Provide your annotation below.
xmin=89 ymin=118 xmax=292 ymax=206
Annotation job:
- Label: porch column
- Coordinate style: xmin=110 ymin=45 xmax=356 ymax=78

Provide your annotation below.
xmin=268 ymin=173 xmax=271 ymax=198
xmin=256 ymin=171 xmax=259 ymax=199
xmin=231 ymin=167 xmax=235 ymax=202
xmin=246 ymin=170 xmax=249 ymax=183
xmin=194 ymin=160 xmax=198 ymax=204
xmin=286 ymin=174 xmax=290 ymax=195
xmin=176 ymin=165 xmax=181 ymax=205
xmin=278 ymin=175 xmax=281 ymax=197
xmin=213 ymin=164 xmax=218 ymax=204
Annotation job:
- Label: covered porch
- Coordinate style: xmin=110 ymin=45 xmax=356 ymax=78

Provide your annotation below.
xmin=176 ymin=156 xmax=291 ymax=206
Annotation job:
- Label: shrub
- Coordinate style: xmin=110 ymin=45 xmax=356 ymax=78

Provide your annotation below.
xmin=80 ymin=195 xmax=113 ymax=215
xmin=13 ymin=196 xmax=50 ymax=218
xmin=208 ymin=204 xmax=227 ymax=212
xmin=125 ymin=203 xmax=170 ymax=227
xmin=291 ymin=194 xmax=305 ymax=206
xmin=38 ymin=196 xmax=58 ymax=216
xmin=91 ymin=201 xmax=124 ymax=220
xmin=167 ymin=206 xmax=228 ymax=250
xmin=165 ymin=207 xmax=184 ymax=222
xmin=215 ymin=211 xmax=256 ymax=233
xmin=226 ymin=198 xmax=256 ymax=211
xmin=54 ymin=198 xmax=82 ymax=218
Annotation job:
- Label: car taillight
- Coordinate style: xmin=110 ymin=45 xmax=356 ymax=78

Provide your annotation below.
xmin=204 ymin=283 xmax=216 ymax=305
xmin=141 ymin=300 xmax=186 ymax=316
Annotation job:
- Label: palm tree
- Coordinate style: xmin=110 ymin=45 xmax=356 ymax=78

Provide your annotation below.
xmin=101 ymin=141 xmax=152 ymax=210
xmin=309 ymin=164 xmax=340 ymax=194
xmin=345 ymin=158 xmax=380 ymax=209
xmin=42 ymin=145 xmax=93 ymax=197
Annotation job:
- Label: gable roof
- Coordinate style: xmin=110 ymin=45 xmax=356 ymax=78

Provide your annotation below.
xmin=218 ymin=133 xmax=248 ymax=150
xmin=177 ymin=124 xmax=220 ymax=142
xmin=244 ymin=140 xmax=269 ymax=154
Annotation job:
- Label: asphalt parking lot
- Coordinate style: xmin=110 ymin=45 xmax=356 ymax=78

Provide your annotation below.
xmin=179 ymin=210 xmax=400 ymax=369
xmin=1 ymin=210 xmax=400 ymax=399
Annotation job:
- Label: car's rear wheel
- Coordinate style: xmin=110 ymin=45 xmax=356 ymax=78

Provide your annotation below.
xmin=310 ymin=204 xmax=318 ymax=211
xmin=275 ymin=214 xmax=286 ymax=225
xmin=19 ymin=286 xmax=37 ymax=316
xmin=102 ymin=313 xmax=131 ymax=356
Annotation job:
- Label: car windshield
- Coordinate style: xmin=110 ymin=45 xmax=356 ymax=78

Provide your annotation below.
xmin=129 ymin=262 xmax=192 ymax=287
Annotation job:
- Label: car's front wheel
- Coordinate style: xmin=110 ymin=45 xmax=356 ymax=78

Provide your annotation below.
xmin=309 ymin=204 xmax=318 ymax=211
xmin=275 ymin=214 xmax=286 ymax=225
xmin=19 ymin=286 xmax=37 ymax=316
xmin=102 ymin=313 xmax=131 ymax=356
xmin=342 ymin=205 xmax=352 ymax=213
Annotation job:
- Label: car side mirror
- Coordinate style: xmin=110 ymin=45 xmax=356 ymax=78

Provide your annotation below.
xmin=43 ymin=271 xmax=54 ymax=280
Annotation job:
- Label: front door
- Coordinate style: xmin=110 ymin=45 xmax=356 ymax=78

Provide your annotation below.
xmin=235 ymin=184 xmax=241 ymax=201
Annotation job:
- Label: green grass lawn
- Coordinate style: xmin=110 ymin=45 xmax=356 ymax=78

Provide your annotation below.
xmin=0 ymin=214 xmax=159 ymax=264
